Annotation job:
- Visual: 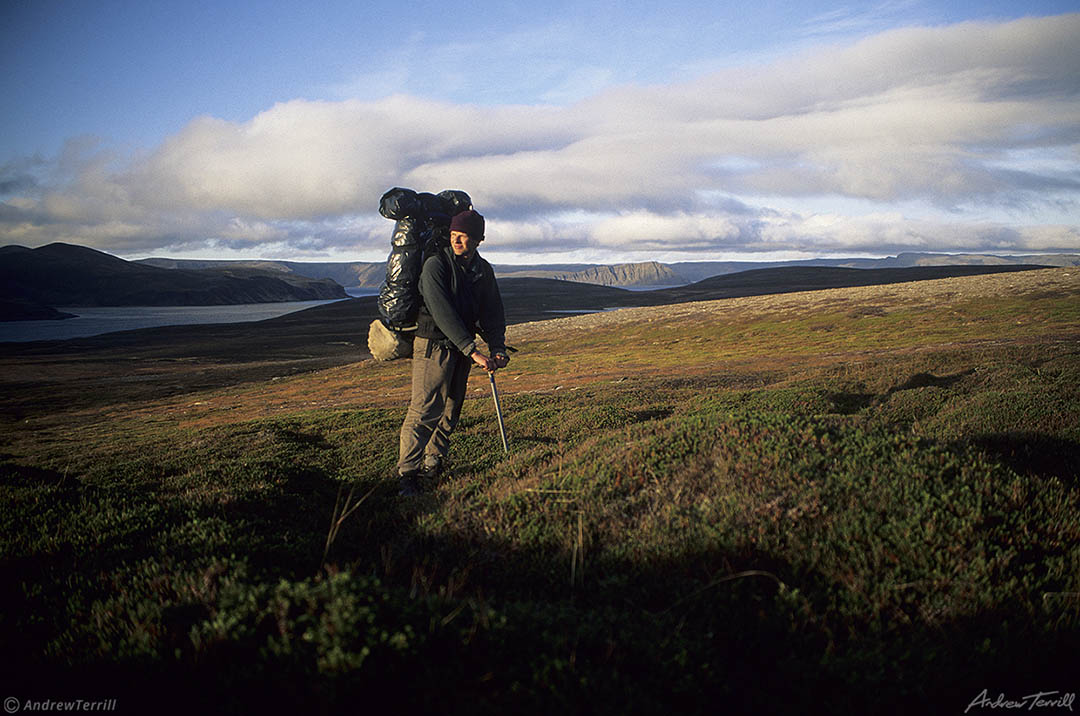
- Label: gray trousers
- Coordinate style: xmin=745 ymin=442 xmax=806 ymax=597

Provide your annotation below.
xmin=398 ymin=337 xmax=471 ymax=475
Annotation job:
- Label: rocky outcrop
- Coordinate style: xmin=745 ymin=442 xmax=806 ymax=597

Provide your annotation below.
xmin=496 ymin=261 xmax=686 ymax=286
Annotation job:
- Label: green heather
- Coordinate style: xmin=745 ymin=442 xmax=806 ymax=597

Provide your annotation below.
xmin=1 ymin=274 xmax=1078 ymax=714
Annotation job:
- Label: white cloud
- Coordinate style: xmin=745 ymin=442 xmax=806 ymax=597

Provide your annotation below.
xmin=2 ymin=13 xmax=1078 ymax=260
xmin=588 ymin=211 xmax=741 ymax=248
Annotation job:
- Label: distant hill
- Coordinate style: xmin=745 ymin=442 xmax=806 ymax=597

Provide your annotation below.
xmin=139 ymin=257 xmax=684 ymax=288
xmin=643 ymin=264 xmax=1051 ymax=303
xmin=1 ymin=243 xmax=348 ymax=320
xmin=668 ymin=252 xmax=1079 ymax=283
xmin=140 ymin=257 xmax=685 ymax=288
xmin=472 ymin=264 xmax=1054 ymax=323
xmin=138 ymin=251 xmax=1079 ymax=290
xmin=139 ymin=257 xmax=385 ymax=289
xmin=0 ymin=261 xmax=1056 ymax=351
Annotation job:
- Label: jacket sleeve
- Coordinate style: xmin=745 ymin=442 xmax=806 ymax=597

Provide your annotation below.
xmin=419 ymin=255 xmax=477 ymax=356
xmin=478 ymin=262 xmax=507 ymax=353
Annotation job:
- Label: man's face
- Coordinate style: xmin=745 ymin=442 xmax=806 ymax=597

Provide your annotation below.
xmin=450 ymin=230 xmax=481 ymax=257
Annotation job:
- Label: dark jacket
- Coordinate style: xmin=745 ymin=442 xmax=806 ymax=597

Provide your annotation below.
xmin=416 ymin=246 xmax=506 ymax=357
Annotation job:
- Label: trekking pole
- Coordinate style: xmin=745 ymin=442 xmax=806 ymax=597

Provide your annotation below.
xmin=488 ymin=370 xmax=509 ymax=454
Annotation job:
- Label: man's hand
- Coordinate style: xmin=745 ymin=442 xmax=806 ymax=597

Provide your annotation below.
xmin=493 ymin=352 xmax=510 ymax=369
xmin=471 ymin=350 xmax=497 ymax=372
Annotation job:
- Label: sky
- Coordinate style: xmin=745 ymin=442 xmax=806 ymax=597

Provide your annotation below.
xmin=1 ymin=0 xmax=1079 ymax=265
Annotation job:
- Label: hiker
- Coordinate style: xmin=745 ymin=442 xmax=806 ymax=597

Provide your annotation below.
xmin=397 ymin=208 xmax=509 ymax=496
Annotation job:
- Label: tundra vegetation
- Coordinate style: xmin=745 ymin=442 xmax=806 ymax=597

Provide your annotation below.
xmin=1 ymin=268 xmax=1077 ymax=714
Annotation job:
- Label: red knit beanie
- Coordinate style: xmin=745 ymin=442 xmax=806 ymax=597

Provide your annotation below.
xmin=449 ymin=209 xmax=485 ymax=240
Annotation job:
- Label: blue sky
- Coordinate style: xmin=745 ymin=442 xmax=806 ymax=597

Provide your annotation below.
xmin=2 ymin=0 xmax=1078 ymax=263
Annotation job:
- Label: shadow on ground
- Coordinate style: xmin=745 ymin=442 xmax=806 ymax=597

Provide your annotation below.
xmin=968 ymin=432 xmax=1080 ymax=483
xmin=3 ymin=453 xmax=1075 ymax=716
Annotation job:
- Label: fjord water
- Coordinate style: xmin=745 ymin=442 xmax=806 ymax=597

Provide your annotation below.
xmin=0 ymin=298 xmax=353 ymax=343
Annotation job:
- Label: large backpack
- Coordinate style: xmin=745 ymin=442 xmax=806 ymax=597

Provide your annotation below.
xmin=367 ymin=187 xmax=472 ymax=361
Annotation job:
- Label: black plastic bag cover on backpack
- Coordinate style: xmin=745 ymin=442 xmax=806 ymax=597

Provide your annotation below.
xmin=417 ymin=192 xmax=450 ymax=221
xmin=416 ymin=189 xmax=472 ymax=255
xmin=381 ymin=187 xmax=472 ymax=222
xmin=376 ymin=188 xmax=473 ymax=331
xmin=379 ymin=187 xmax=421 ymax=221
xmin=377 ymin=217 xmax=423 ymax=329
xmin=438 ymin=189 xmax=472 ymax=216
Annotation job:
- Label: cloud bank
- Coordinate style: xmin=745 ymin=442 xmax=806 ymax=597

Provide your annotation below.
xmin=2 ymin=14 xmax=1078 ymax=261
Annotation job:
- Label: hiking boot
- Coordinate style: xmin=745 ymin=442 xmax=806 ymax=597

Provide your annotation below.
xmin=398 ymin=472 xmax=421 ymax=497
xmin=420 ymin=459 xmax=443 ymax=481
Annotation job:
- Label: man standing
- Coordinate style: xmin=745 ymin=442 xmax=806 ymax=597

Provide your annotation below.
xmin=397 ymin=209 xmax=509 ymax=496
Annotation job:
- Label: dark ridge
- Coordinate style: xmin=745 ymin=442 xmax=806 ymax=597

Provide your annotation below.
xmin=0 ymin=243 xmax=347 ymax=317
